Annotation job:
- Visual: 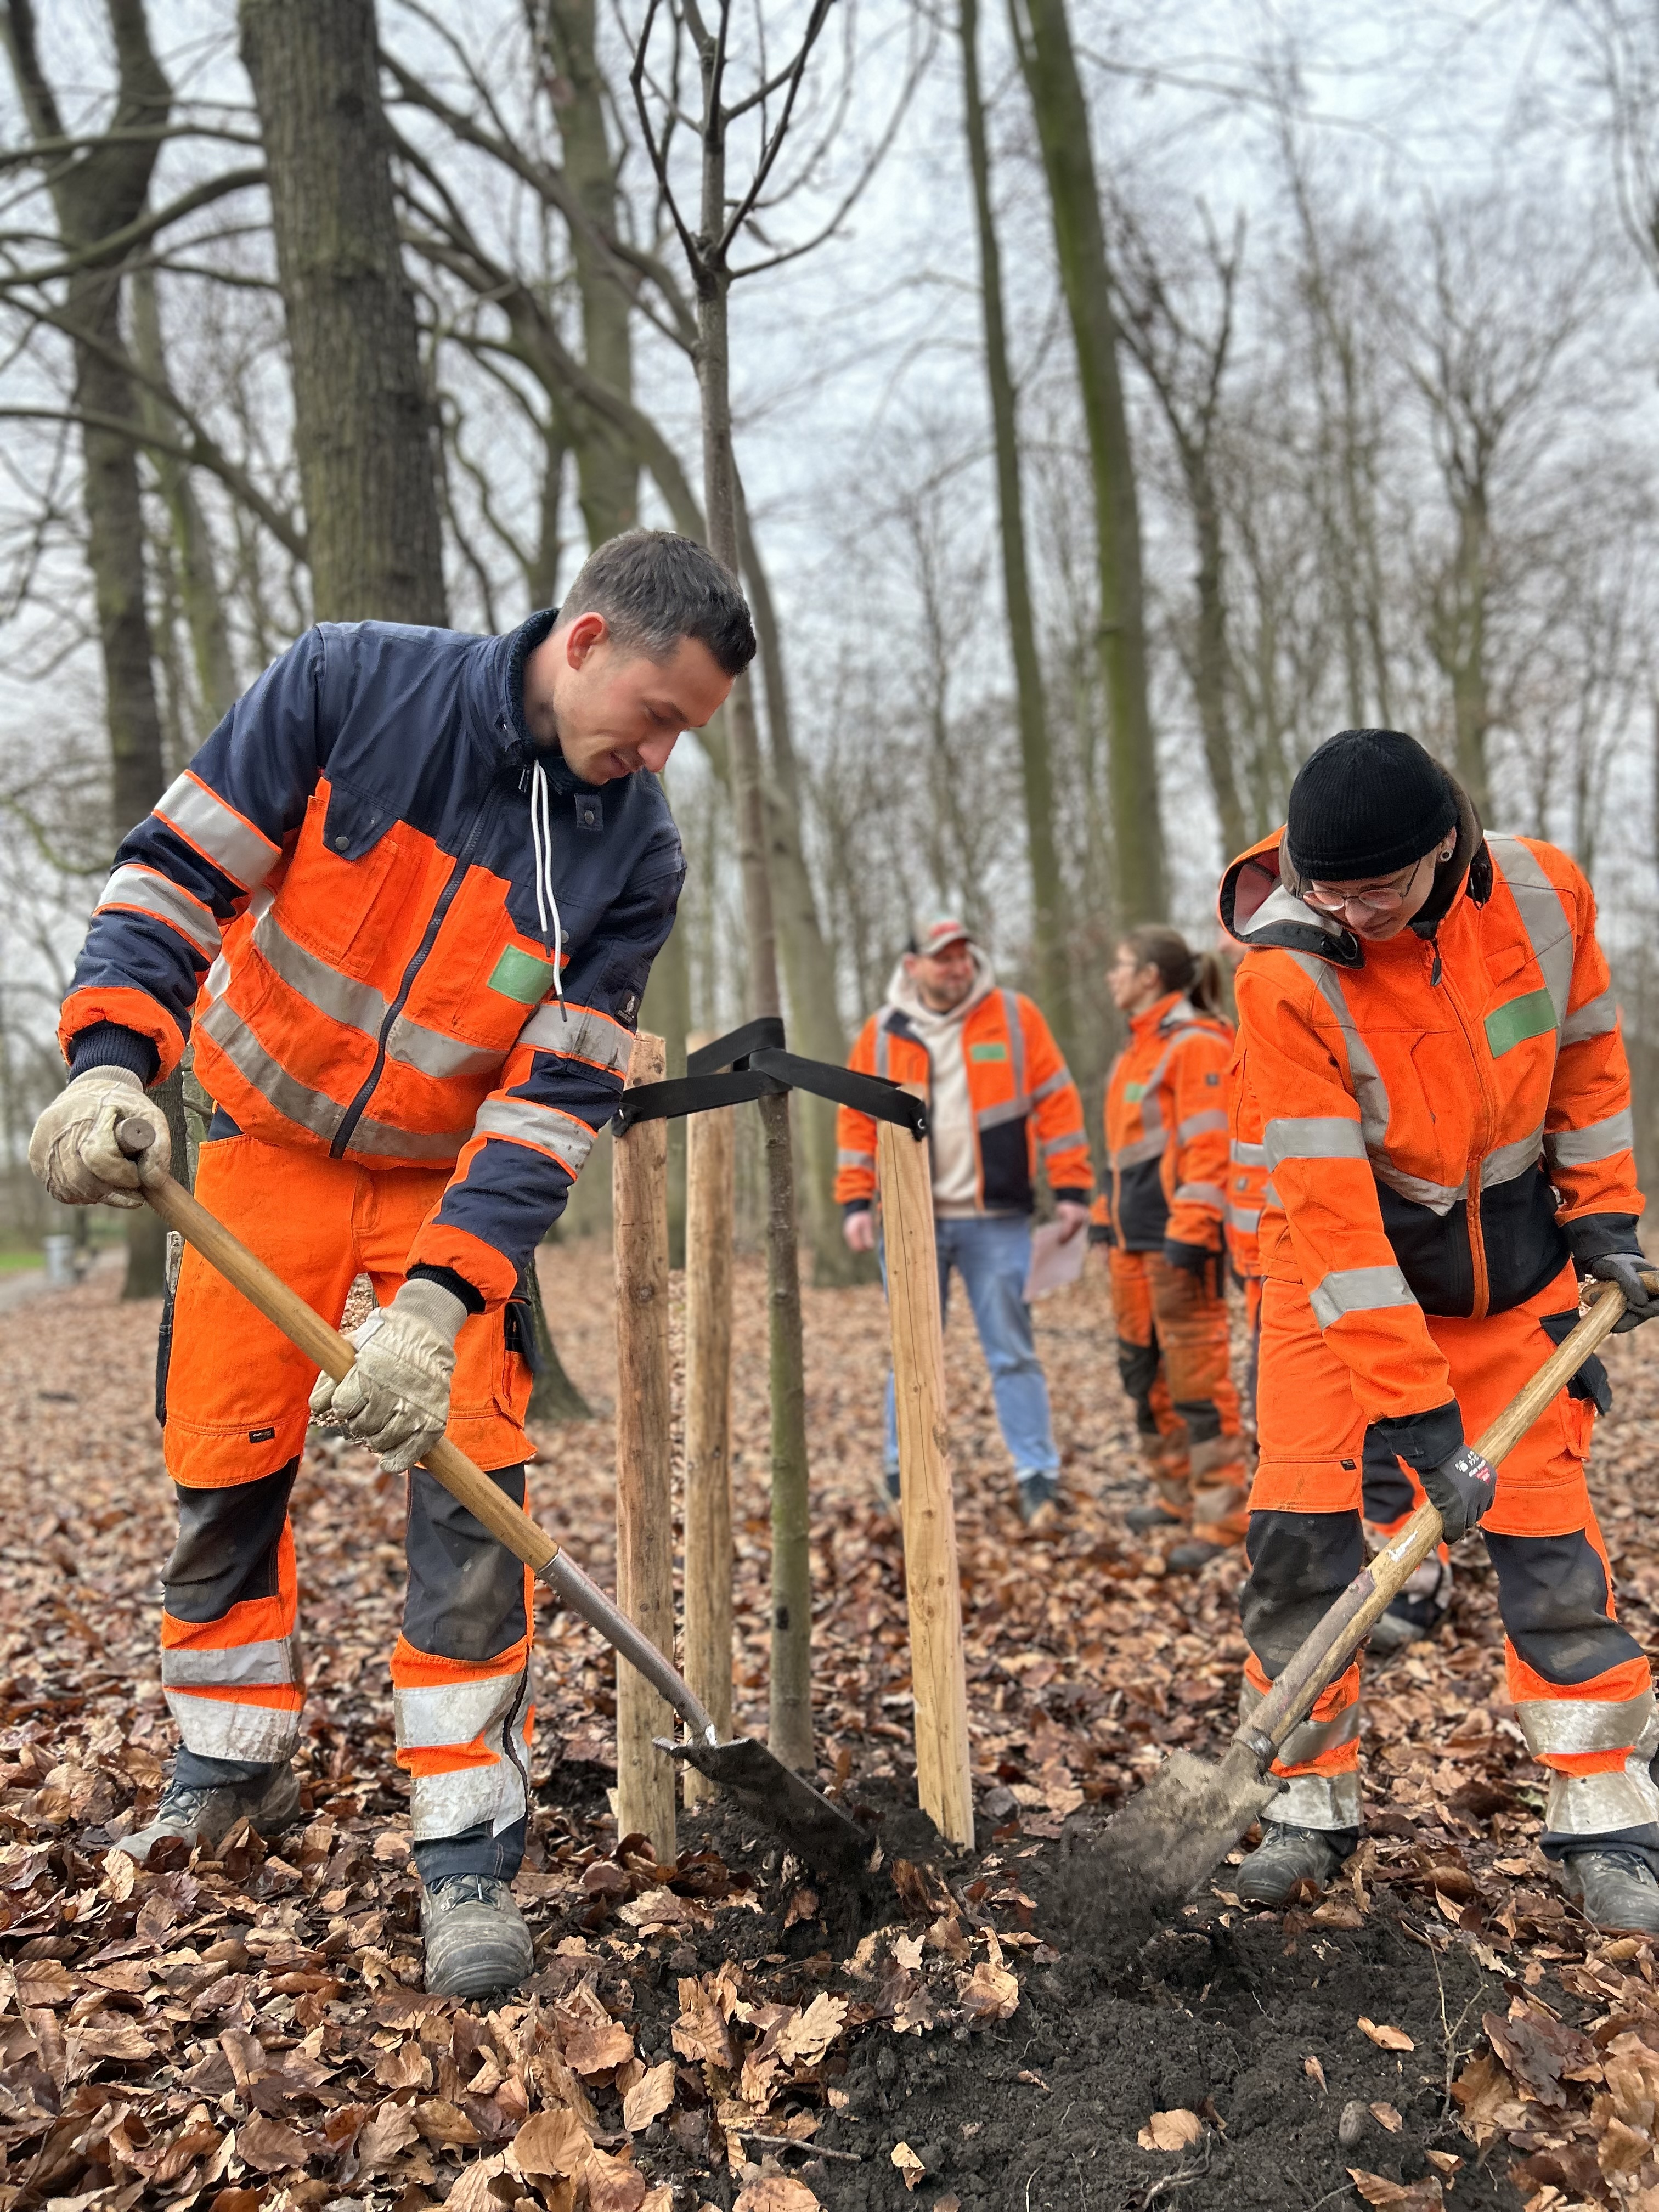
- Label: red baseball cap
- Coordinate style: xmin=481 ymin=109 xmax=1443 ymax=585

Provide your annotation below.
xmin=913 ymin=915 xmax=973 ymax=956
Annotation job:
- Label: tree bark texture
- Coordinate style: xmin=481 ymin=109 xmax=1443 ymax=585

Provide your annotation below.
xmin=682 ymin=1089 xmax=735 ymax=1807
xmin=239 ymin=0 xmax=446 ymax=625
xmin=1010 ymin=0 xmax=1166 ymax=925
xmin=961 ymin=0 xmax=1071 ymax=1054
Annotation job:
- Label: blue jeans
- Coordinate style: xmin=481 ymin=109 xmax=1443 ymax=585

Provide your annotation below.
xmin=884 ymin=1214 xmax=1058 ymax=1479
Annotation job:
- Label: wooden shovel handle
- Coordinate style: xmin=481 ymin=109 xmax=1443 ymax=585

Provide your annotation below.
xmin=1242 ymin=1272 xmax=1655 ymax=1767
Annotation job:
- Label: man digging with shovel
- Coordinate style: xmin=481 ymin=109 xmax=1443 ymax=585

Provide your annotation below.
xmin=27 ymin=531 xmax=752 ymax=1999
xmin=1218 ymin=726 xmax=1659 ymax=1932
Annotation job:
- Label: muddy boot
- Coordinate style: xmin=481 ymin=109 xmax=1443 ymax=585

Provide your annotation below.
xmin=1235 ymin=1822 xmax=1351 ymax=1906
xmin=1165 ymin=1538 xmax=1233 ymax=1575
xmin=1017 ymin=1470 xmax=1060 ymax=1527
xmin=1369 ymin=1557 xmax=1453 ymax=1657
xmin=122 ymin=1764 xmax=302 ymax=1865
xmin=1126 ymin=1501 xmax=1182 ymax=1534
xmin=1556 ymin=1849 xmax=1659 ymax=1936
xmin=422 ymin=1874 xmax=535 ymax=1999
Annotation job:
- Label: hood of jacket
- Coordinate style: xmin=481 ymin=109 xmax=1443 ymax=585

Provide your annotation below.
xmin=1218 ymin=776 xmax=1491 ymax=968
xmin=884 ymin=943 xmax=998 ymax=1031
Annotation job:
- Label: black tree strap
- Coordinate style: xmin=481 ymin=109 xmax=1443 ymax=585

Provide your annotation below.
xmin=612 ymin=1017 xmax=927 ymax=1139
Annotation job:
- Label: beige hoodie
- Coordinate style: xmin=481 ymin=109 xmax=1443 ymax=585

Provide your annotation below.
xmin=884 ymin=946 xmax=1003 ymax=1216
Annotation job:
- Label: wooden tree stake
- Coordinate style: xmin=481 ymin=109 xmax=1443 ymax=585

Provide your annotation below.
xmin=613 ymin=1030 xmax=675 ymax=1860
xmin=876 ymin=1116 xmax=974 ymax=1849
xmin=682 ymin=1071 xmax=736 ymax=1808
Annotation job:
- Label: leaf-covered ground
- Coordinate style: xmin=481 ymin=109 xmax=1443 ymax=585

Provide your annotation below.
xmin=3 ymin=1243 xmax=1659 ymax=2210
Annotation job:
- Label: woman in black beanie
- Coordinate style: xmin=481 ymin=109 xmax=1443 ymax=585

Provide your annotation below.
xmin=1215 ymin=727 xmax=1659 ymax=1929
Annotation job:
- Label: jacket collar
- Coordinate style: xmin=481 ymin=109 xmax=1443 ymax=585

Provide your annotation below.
xmin=1129 ymin=990 xmax=1190 ymax=1039
xmin=1218 ymin=780 xmax=1491 ymax=969
xmin=476 ymin=606 xmax=614 ymax=800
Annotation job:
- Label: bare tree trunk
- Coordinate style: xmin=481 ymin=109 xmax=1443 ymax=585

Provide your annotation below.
xmin=2 ymin=0 xmax=175 ymax=1298
xmin=1009 ymin=0 xmax=1165 ymax=924
xmin=961 ymin=0 xmax=1071 ymax=1047
xmin=240 ymin=0 xmax=446 ymax=624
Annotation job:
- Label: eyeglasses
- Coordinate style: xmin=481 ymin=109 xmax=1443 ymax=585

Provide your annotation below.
xmin=1301 ymin=855 xmax=1429 ymax=916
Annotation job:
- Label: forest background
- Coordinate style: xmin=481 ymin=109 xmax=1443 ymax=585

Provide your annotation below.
xmin=1 ymin=0 xmax=1657 ymax=1294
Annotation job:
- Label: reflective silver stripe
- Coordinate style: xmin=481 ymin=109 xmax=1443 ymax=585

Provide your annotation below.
xmin=1030 ymin=1067 xmax=1072 ymax=1105
xmin=1263 ymin=1115 xmax=1366 ymax=1167
xmin=1488 ymin=834 xmax=1575 ymax=1028
xmin=1265 ymin=1770 xmax=1361 ymax=1829
xmin=1543 ymin=1766 xmax=1659 ymax=1837
xmin=155 ymin=770 xmax=279 ymax=890
xmin=1000 ymin=991 xmax=1026 ymax=1099
xmin=1284 ymin=954 xmax=1393 ymax=1156
xmin=99 ymin=865 xmax=221 ymax=959
xmin=874 ymin=1024 xmax=892 ymax=1080
xmin=1546 ymin=1110 xmax=1635 ymax=1168
xmin=1173 ymin=1181 xmax=1227 ymax=1210
xmin=1308 ymin=1265 xmax=1417 ymax=1329
xmin=165 ymin=1688 xmax=299 ymax=1765
xmin=1481 ymin=1126 xmax=1544 ymax=1187
xmin=397 ymin=1666 xmax=532 ymax=1842
xmin=162 ymin=1637 xmax=298 ymax=1689
xmin=1112 ymin=1132 xmax=1167 ymax=1169
xmin=1177 ymin=1109 xmax=1228 ymax=1142
xmin=1229 ymin=1205 xmax=1261 ymax=1234
xmin=410 ymin=1760 xmax=528 ymax=1843
xmin=1562 ymin=987 xmax=1618 ymax=1047
xmin=1242 ymin=1681 xmax=1359 ymax=1767
xmin=1262 ymin=1177 xmax=1282 ymax=1207
xmin=199 ymin=996 xmax=470 ymax=1160
xmin=1515 ymin=1690 xmax=1656 ymax=1758
xmin=1040 ymin=1129 xmax=1082 ymax=1160
xmin=838 ymin=1147 xmax=874 ymax=1170
xmin=396 ymin=1671 xmax=527 ymax=1751
xmin=520 ymin=1000 xmax=634 ymax=1076
xmin=976 ymin=1097 xmax=1029 ymax=1132
xmin=473 ymin=1096 xmax=596 ymax=1172
xmin=253 ymin=910 xmax=500 ymax=1081
xmin=1231 ymin=1140 xmax=1267 ymax=1168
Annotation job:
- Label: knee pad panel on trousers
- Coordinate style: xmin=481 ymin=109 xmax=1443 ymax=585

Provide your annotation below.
xmin=1242 ymin=1509 xmax=1365 ymax=1676
xmin=165 ymin=1460 xmax=298 ymax=1623
xmin=1360 ymin=1428 xmax=1415 ymax=1527
xmin=1117 ymin=1338 xmax=1160 ymax=1403
xmin=1484 ymin=1529 xmax=1645 ymax=1686
xmin=405 ymin=1463 xmax=531 ymax=1664
xmin=1172 ymin=1397 xmax=1223 ymax=1446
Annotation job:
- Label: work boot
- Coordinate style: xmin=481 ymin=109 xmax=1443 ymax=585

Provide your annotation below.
xmin=121 ymin=1764 xmax=302 ymax=1864
xmin=1235 ymin=1821 xmax=1350 ymax=1906
xmin=1369 ymin=1557 xmax=1454 ymax=1657
xmin=1017 ymin=1470 xmax=1060 ymax=1527
xmin=422 ymin=1874 xmax=535 ymax=2000
xmin=1165 ymin=1538 xmax=1233 ymax=1575
xmin=1556 ymin=1849 xmax=1659 ymax=1936
xmin=1126 ymin=1502 xmax=1182 ymax=1534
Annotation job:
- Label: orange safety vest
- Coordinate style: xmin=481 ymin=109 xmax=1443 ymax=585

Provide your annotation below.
xmin=835 ymin=986 xmax=1090 ymax=1213
xmin=1224 ymin=1050 xmax=1269 ymax=1280
xmin=1100 ymin=992 xmax=1234 ymax=1252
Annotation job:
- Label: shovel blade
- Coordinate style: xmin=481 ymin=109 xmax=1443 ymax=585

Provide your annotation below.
xmin=1073 ymin=1744 xmax=1283 ymax=1959
xmin=658 ymin=1736 xmax=874 ymax=1887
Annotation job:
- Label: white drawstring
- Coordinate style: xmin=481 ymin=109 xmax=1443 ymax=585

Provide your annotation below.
xmin=529 ymin=758 xmax=566 ymax=1015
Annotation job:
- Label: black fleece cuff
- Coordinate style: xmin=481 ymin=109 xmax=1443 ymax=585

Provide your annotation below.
xmin=842 ymin=1198 xmax=872 ymax=1218
xmin=1370 ymin=1400 xmax=1464 ymax=1474
xmin=1051 ymin=1188 xmax=1091 ymax=1209
xmin=1088 ymin=1223 xmax=1116 ymax=1246
xmin=67 ymin=1022 xmax=157 ymax=1085
xmin=405 ymin=1262 xmax=485 ymax=1316
xmin=1565 ymin=1213 xmax=1644 ymax=1266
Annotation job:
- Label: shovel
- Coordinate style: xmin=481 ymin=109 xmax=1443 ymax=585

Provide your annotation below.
xmin=1086 ymin=1269 xmax=1657 ymax=1943
xmin=114 ymin=1116 xmax=874 ymax=1888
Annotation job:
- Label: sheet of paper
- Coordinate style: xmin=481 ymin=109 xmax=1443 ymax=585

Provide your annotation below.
xmin=1024 ymin=1219 xmax=1088 ymax=1300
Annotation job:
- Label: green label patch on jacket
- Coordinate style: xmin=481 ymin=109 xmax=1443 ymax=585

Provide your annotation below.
xmin=969 ymin=1042 xmax=1008 ymax=1063
xmin=1124 ymin=1081 xmax=1147 ymax=1102
xmin=1485 ymin=988 xmax=1556 ymax=1058
xmin=488 ymin=944 xmax=556 ymax=1005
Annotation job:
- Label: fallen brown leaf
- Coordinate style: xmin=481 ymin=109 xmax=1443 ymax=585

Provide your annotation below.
xmin=893 ymin=2141 xmax=927 ymax=2190
xmin=622 ymin=2059 xmax=676 ymax=2134
xmin=1357 ymin=2017 xmax=1414 ymax=2052
xmin=1347 ymin=2170 xmax=1442 ymax=2210
xmin=1138 ymin=2109 xmax=1203 ymax=2152
xmin=733 ymin=2181 xmax=821 ymax=2212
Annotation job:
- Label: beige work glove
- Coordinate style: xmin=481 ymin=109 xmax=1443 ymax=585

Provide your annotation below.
xmin=309 ymin=1277 xmax=468 ymax=1473
xmin=28 ymin=1066 xmax=169 ymax=1210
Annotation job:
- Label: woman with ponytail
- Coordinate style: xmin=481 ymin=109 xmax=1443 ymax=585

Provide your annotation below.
xmin=1097 ymin=926 xmax=1249 ymax=1570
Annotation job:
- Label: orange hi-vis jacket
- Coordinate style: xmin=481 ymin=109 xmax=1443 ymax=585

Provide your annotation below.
xmin=834 ymin=987 xmax=1091 ymax=1214
xmin=1220 ymin=813 xmax=1641 ymax=1463
xmin=1224 ymin=1050 xmax=1269 ymax=1280
xmin=1099 ymin=993 xmax=1234 ymax=1254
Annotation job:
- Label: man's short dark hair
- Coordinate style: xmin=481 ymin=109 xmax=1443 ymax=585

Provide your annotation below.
xmin=560 ymin=529 xmax=756 ymax=678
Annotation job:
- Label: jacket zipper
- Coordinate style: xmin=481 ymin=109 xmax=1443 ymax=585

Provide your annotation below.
xmin=330 ymin=793 xmax=499 ymax=1159
xmin=1431 ymin=941 xmax=1497 ymax=1321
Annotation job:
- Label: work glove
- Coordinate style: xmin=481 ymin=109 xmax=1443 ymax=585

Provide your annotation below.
xmin=1585 ymin=1251 xmax=1659 ymax=1334
xmin=28 ymin=1066 xmax=168 ymax=1209
xmin=1421 ymin=1443 xmax=1497 ymax=1545
xmin=1164 ymin=1237 xmax=1224 ymax=1296
xmin=310 ymin=1277 xmax=467 ymax=1473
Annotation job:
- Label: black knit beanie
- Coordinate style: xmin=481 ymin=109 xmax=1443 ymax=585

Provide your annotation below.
xmin=1285 ymin=728 xmax=1457 ymax=881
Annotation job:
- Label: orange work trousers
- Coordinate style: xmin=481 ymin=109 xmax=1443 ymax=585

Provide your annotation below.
xmin=159 ymin=1127 xmax=537 ymax=1866
xmin=1243 ymin=1262 xmax=1658 ymax=1856
xmin=1109 ymin=1246 xmax=1248 ymax=1545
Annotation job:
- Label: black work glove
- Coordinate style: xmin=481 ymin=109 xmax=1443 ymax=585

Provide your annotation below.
xmin=1088 ymin=1221 xmax=1116 ymax=1248
xmin=1421 ymin=1443 xmax=1497 ymax=1544
xmin=1586 ymin=1251 xmax=1659 ymax=1333
xmin=1164 ymin=1238 xmax=1223 ymax=1297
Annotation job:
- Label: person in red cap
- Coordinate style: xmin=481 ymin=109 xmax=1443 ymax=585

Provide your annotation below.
xmin=834 ymin=917 xmax=1092 ymax=1522
xmin=1220 ymin=726 xmax=1659 ymax=1931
